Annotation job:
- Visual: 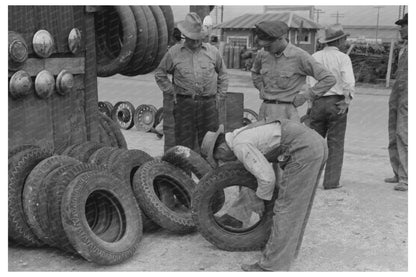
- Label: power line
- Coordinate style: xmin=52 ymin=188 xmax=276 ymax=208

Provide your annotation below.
xmin=330 ymin=11 xmax=345 ymax=24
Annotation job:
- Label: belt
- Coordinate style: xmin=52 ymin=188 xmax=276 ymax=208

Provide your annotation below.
xmin=176 ymin=94 xmax=215 ymax=101
xmin=263 ymin=99 xmax=292 ymax=104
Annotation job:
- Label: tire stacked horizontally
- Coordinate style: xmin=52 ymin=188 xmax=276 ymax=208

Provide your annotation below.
xmin=94 ymin=6 xmax=173 ymax=77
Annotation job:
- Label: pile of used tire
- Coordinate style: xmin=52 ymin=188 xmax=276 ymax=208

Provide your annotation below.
xmin=98 ymin=101 xmax=163 ymax=135
xmin=8 ymin=141 xmax=215 ymax=264
xmin=95 ymin=6 xmax=174 ymax=77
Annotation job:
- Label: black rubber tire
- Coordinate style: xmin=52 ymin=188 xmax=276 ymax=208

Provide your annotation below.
xmin=98 ymin=101 xmax=112 ymax=118
xmin=136 ymin=6 xmax=159 ymax=74
xmin=98 ymin=124 xmax=112 ymax=147
xmin=191 ymin=161 xmax=279 ymax=251
xmin=68 ymin=141 xmax=105 ymax=163
xmin=120 ymin=6 xmax=149 ymax=76
xmin=88 ymin=146 xmax=115 ymax=165
xmin=8 ymin=144 xmax=39 ymax=158
xmin=162 ymin=145 xmax=212 ymax=179
xmin=99 ymin=118 xmax=119 ymax=148
xmin=61 ymin=169 xmax=143 ymax=265
xmin=22 ymin=155 xmax=80 ymax=244
xmin=141 ymin=211 xmax=161 ymax=232
xmin=159 ymin=6 xmax=174 ymax=47
xmin=46 ymin=163 xmax=103 ymax=251
xmin=123 ymin=6 xmax=157 ymax=76
xmin=146 ymin=5 xmax=168 ymax=73
xmin=95 ymin=6 xmax=137 ymax=77
xmin=102 ymin=148 xmax=126 ymax=169
xmin=153 ymin=107 xmax=164 ymax=128
xmin=61 ymin=143 xmax=81 ymax=156
xmin=8 ymin=147 xmax=52 ymax=246
xmin=132 ymin=159 xmax=196 ymax=233
xmin=111 ymin=101 xmax=135 ymax=130
xmin=37 ymin=161 xmax=81 ymax=247
xmin=99 ymin=113 xmax=128 ymax=149
xmin=109 ymin=149 xmax=153 ymax=184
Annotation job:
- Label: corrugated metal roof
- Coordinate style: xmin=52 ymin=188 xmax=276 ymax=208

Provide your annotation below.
xmin=214 ymin=12 xmax=321 ymax=30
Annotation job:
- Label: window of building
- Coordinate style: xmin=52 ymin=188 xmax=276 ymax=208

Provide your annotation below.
xmin=226 ymin=36 xmax=249 ymax=47
xmin=295 ymin=30 xmax=311 ymax=44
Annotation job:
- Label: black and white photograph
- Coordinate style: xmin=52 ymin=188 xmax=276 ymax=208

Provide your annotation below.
xmin=7 ymin=1 xmax=410 ymax=272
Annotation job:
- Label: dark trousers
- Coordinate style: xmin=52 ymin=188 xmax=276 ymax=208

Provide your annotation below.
xmin=173 ymin=96 xmax=219 ymax=152
xmin=309 ymin=95 xmax=347 ymax=189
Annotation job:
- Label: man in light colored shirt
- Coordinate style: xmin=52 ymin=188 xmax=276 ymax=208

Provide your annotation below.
xmin=307 ymin=24 xmax=355 ymax=190
xmin=251 ymin=20 xmax=336 ymax=121
xmin=155 ymin=12 xmax=228 ymax=152
xmin=201 ymin=118 xmax=328 ymax=271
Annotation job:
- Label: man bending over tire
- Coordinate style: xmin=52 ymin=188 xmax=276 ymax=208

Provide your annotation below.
xmin=201 ymin=117 xmax=328 ymax=271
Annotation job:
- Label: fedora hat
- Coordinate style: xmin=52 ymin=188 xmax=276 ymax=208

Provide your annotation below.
xmin=177 ymin=12 xmax=206 ymax=40
xmin=395 ymin=13 xmax=408 ymax=26
xmin=201 ymin=124 xmax=224 ymax=168
xmin=319 ymin=24 xmax=350 ymax=44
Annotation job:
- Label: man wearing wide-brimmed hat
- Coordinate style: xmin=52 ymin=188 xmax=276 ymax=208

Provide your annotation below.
xmin=384 ymin=13 xmax=408 ymax=191
xmin=251 ymin=20 xmax=336 ymax=121
xmin=201 ymin=117 xmax=328 ymax=271
xmin=306 ymin=24 xmax=355 ymax=190
xmin=155 ymin=12 xmax=228 ymax=153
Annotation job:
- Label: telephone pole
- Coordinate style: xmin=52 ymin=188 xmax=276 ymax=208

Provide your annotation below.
xmin=374 ymin=6 xmax=384 ymax=44
xmin=330 ymin=11 xmax=345 ymax=24
xmin=314 ymin=8 xmax=325 ymax=23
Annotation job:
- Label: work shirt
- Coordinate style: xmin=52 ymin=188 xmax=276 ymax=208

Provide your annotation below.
xmin=307 ymin=46 xmax=355 ymax=99
xmin=251 ymin=43 xmax=336 ymax=102
xmin=394 ymin=41 xmax=408 ymax=90
xmin=154 ymin=42 xmax=228 ymax=98
xmin=225 ymin=122 xmax=282 ymax=201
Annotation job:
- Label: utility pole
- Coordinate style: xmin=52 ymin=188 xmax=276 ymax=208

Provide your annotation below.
xmin=374 ymin=6 xmax=384 ymax=44
xmin=330 ymin=11 xmax=345 ymax=24
xmin=314 ymin=8 xmax=325 ymax=23
xmin=221 ymin=5 xmax=224 ymax=23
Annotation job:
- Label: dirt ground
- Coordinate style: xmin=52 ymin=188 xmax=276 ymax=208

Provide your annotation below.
xmin=8 ymin=70 xmax=408 ymax=271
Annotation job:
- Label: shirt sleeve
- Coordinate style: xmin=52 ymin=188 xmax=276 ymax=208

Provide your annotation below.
xmin=250 ymin=51 xmax=264 ymax=92
xmin=299 ymin=53 xmax=336 ymax=100
xmin=233 ymin=143 xmax=276 ymax=201
xmin=154 ymin=51 xmax=174 ymax=94
xmin=340 ymin=55 xmax=355 ymax=100
xmin=215 ymin=50 xmax=229 ymax=98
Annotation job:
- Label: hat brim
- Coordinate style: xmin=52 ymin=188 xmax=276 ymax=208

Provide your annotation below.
xmin=177 ymin=22 xmax=206 ymax=40
xmin=395 ymin=19 xmax=408 ymax=26
xmin=319 ymin=33 xmax=350 ymax=44
xmin=204 ymin=124 xmax=224 ymax=168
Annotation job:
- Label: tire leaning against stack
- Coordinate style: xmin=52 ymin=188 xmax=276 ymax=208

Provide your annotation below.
xmin=22 ymin=155 xmax=80 ymax=245
xmin=8 ymin=147 xmax=52 ymax=246
xmin=67 ymin=141 xmax=105 ymax=163
xmin=159 ymin=6 xmax=174 ymax=46
xmin=94 ymin=6 xmax=137 ymax=77
xmin=132 ymin=159 xmax=196 ymax=234
xmin=61 ymin=169 xmax=143 ymax=265
xmin=98 ymin=112 xmax=128 ymax=149
xmin=109 ymin=149 xmax=153 ymax=183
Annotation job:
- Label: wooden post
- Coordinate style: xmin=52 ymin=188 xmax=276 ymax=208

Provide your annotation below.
xmin=385 ymin=39 xmax=395 ymax=88
xmin=346 ymin=44 xmax=355 ymax=55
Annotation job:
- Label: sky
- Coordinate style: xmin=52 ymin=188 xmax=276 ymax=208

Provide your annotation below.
xmin=171 ymin=5 xmax=405 ymax=27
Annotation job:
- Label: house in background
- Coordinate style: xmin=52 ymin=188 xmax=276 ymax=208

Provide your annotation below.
xmin=214 ymin=12 xmax=321 ymax=54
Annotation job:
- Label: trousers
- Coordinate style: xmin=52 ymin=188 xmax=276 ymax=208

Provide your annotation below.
xmin=259 ymin=119 xmax=327 ymax=271
xmin=173 ymin=95 xmax=219 ymax=153
xmin=309 ymin=95 xmax=347 ymax=188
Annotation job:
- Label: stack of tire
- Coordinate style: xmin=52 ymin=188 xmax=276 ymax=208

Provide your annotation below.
xmin=8 ymin=144 xmax=143 ymax=265
xmin=94 ymin=6 xmax=174 ymax=77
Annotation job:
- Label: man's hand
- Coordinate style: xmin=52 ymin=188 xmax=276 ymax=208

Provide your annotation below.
xmin=292 ymin=94 xmax=308 ymax=107
xmin=336 ymin=99 xmax=350 ymax=114
xmin=251 ymin=195 xmax=265 ymax=216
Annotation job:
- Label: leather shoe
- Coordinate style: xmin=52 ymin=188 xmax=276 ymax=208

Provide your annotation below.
xmin=394 ymin=182 xmax=408 ymax=191
xmin=215 ymin=214 xmax=243 ymax=228
xmin=324 ymin=185 xmax=343 ymax=190
xmin=241 ymin=263 xmax=268 ymax=271
xmin=384 ymin=176 xmax=399 ymax=183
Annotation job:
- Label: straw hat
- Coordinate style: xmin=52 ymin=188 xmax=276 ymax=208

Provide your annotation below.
xmin=200 ymin=124 xmax=224 ymax=167
xmin=319 ymin=24 xmax=350 ymax=44
xmin=177 ymin=12 xmax=206 ymax=40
